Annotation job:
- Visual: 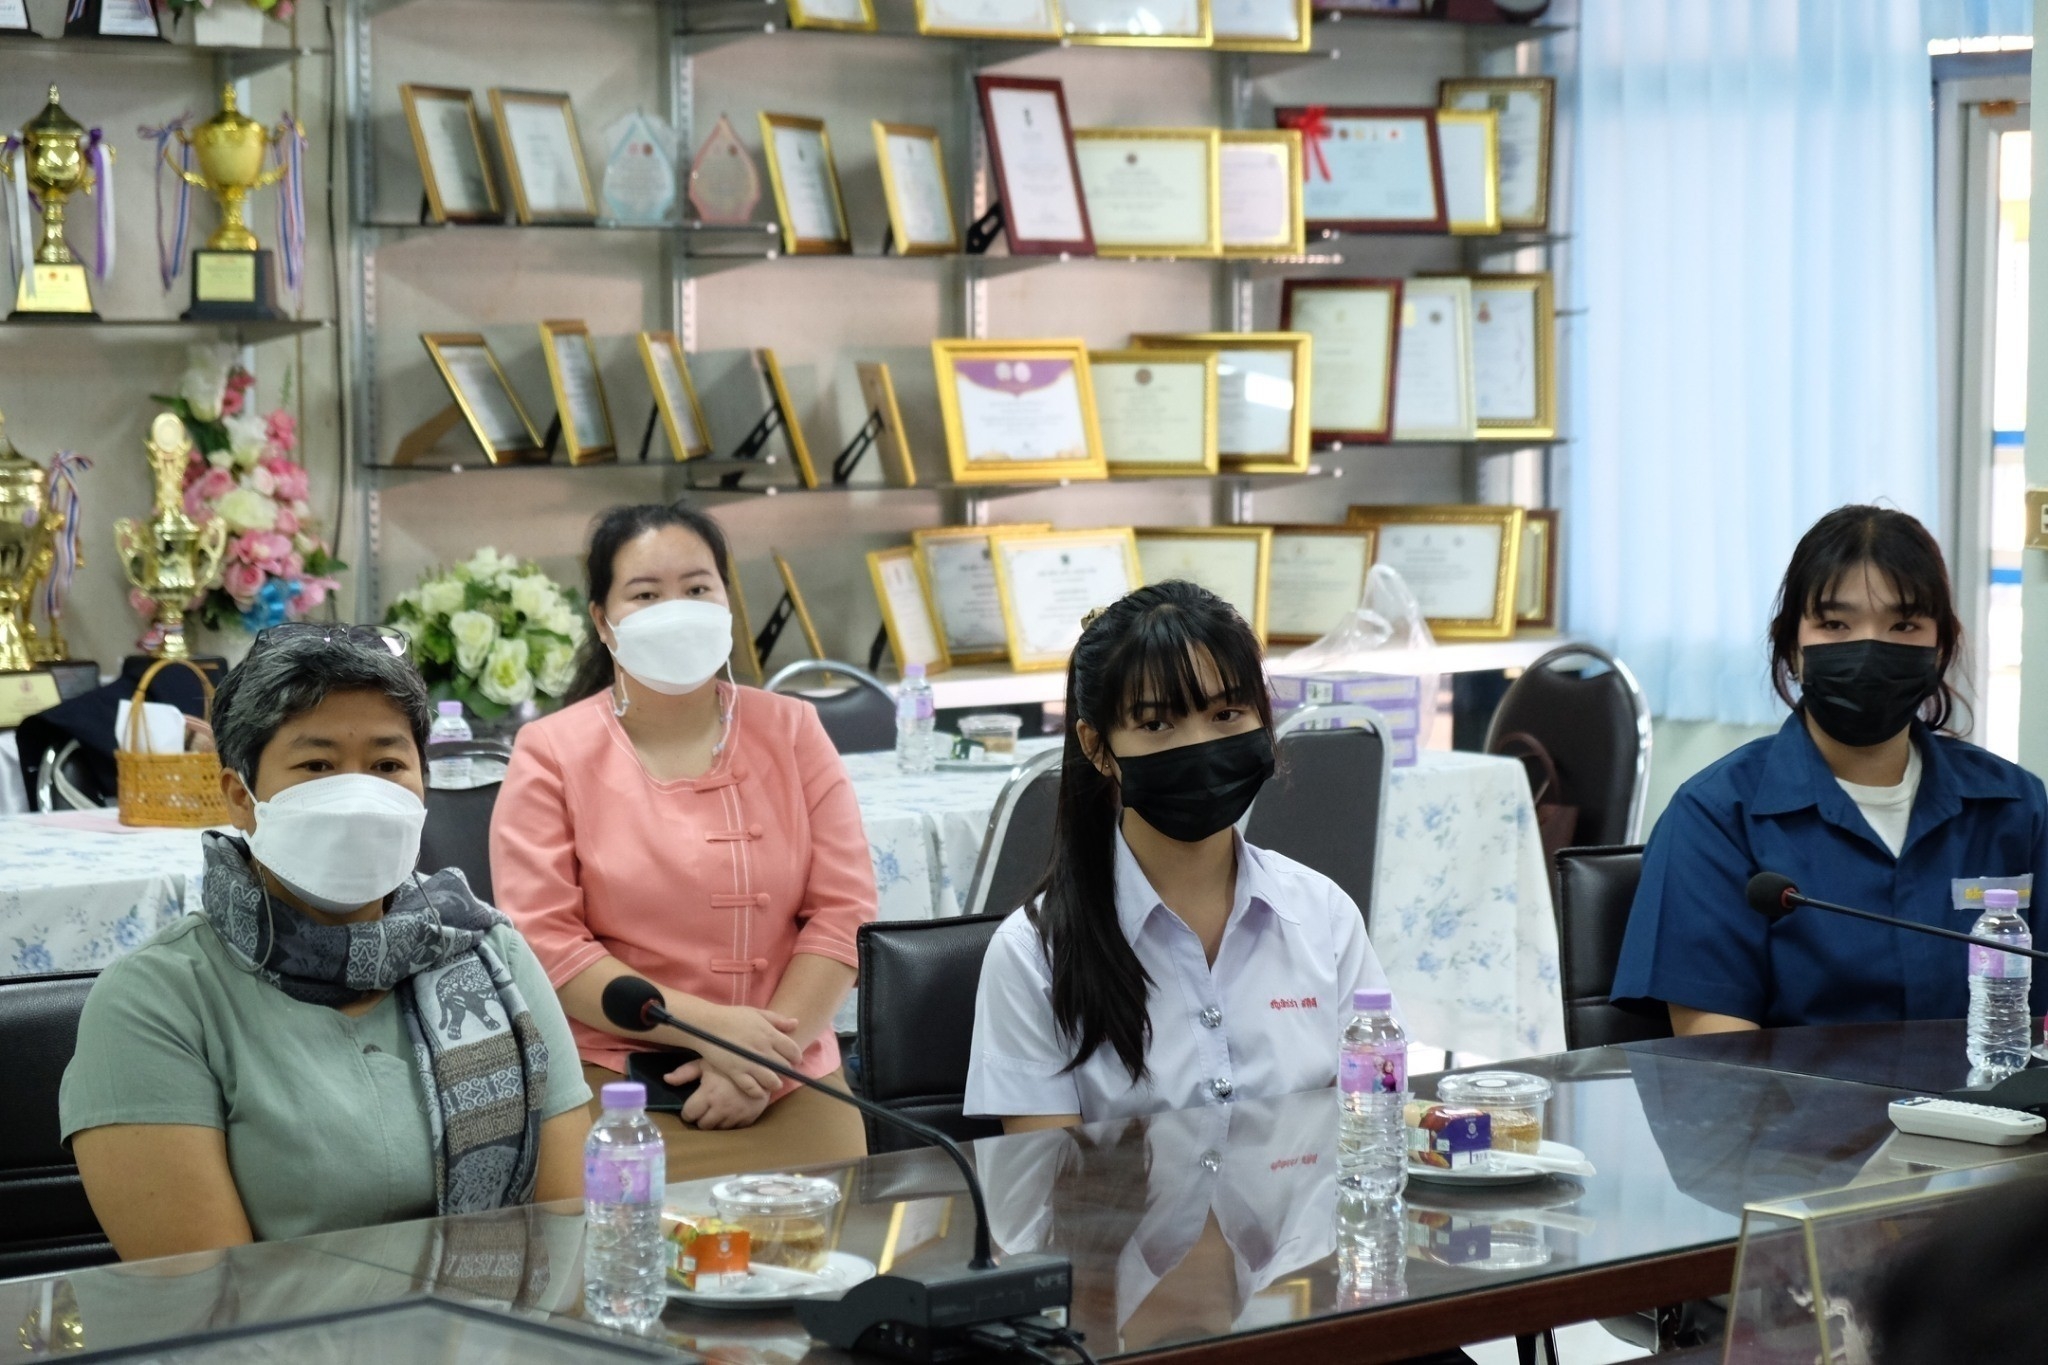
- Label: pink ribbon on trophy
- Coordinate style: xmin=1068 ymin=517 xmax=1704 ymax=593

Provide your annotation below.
xmin=39 ymin=452 xmax=92 ymax=626
xmin=274 ymin=112 xmax=306 ymax=298
xmin=83 ymin=129 xmax=114 ymax=282
xmin=1288 ymin=106 xmax=1335 ymax=183
xmin=139 ymin=115 xmax=193 ymax=292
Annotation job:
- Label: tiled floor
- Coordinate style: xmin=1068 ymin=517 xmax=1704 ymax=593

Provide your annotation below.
xmin=1466 ymin=1321 xmax=1654 ymax=1364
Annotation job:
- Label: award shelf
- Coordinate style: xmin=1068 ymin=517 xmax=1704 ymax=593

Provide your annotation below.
xmin=0 ymin=32 xmax=319 ymax=77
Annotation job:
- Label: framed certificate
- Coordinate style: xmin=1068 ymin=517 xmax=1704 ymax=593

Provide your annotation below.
xmin=1073 ymin=128 xmax=1220 ymax=258
xmin=773 ymin=552 xmax=827 ymax=658
xmin=1345 ymin=503 xmax=1524 ymax=640
xmin=931 ymin=338 xmax=1107 ymax=484
xmin=0 ymin=0 xmax=29 ymax=31
xmin=912 ymin=523 xmax=1052 ymax=663
xmin=1440 ymin=77 xmax=1554 ymax=230
xmin=727 ymin=567 xmax=766 ymax=685
xmin=873 ymin=123 xmax=959 ymax=255
xmin=1280 ymin=278 xmax=1401 ymax=445
xmin=637 ymin=331 xmax=713 ymax=460
xmin=1062 ymin=0 xmax=1211 ymax=45
xmin=916 ymin=0 xmax=1061 ymax=37
xmin=760 ymin=348 xmax=822 ymax=488
xmin=1130 ymin=332 xmax=1312 ymax=473
xmin=1469 ymin=272 xmax=1557 ymax=440
xmin=1435 ymin=109 xmax=1499 ymax=236
xmin=787 ymin=0 xmax=877 ymax=29
xmin=69 ymin=0 xmax=162 ymax=39
xmin=1517 ymin=507 xmax=1558 ymax=629
xmin=538 ymin=320 xmax=615 ymax=464
xmin=1275 ymin=106 xmax=1445 ymax=233
xmin=760 ymin=113 xmax=851 ymax=255
xmin=487 ymin=89 xmax=597 ymax=224
xmin=975 ymin=76 xmax=1094 ymax=257
xmin=988 ymin=528 xmax=1143 ymax=671
xmin=1212 ymin=0 xmax=1311 ymax=51
xmin=421 ymin=334 xmax=544 ymax=464
xmin=857 ymin=362 xmax=919 ymax=487
xmin=1267 ymin=525 xmax=1375 ymax=644
xmin=400 ymin=86 xmax=502 ymax=224
xmin=1136 ymin=527 xmax=1272 ymax=642
xmin=1089 ymin=349 xmax=1218 ymax=476
xmin=1391 ymin=276 xmax=1477 ymax=441
xmin=867 ymin=547 xmax=951 ymax=675
xmin=1220 ymin=130 xmax=1304 ymax=258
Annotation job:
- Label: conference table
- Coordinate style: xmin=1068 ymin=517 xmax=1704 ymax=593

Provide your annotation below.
xmin=8 ymin=1023 xmax=2041 ymax=1363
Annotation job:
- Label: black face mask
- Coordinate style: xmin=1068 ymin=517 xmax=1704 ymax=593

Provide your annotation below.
xmin=1799 ymin=640 xmax=1943 ymax=749
xmin=1112 ymin=728 xmax=1276 ymax=844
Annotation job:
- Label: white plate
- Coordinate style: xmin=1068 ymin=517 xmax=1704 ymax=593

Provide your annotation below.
xmin=668 ymin=1251 xmax=876 ymax=1310
xmin=1407 ymin=1141 xmax=1592 ymax=1188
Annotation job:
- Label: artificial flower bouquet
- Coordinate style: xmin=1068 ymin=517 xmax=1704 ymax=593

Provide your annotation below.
xmin=385 ymin=548 xmax=586 ymax=717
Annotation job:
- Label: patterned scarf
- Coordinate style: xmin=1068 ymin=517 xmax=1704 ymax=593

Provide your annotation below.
xmin=198 ymin=831 xmax=548 ymax=1216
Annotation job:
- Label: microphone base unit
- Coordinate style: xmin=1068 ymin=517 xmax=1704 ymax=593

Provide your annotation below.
xmin=794 ymin=1253 xmax=1074 ymax=1364
xmin=1945 ymin=1064 xmax=2048 ymax=1116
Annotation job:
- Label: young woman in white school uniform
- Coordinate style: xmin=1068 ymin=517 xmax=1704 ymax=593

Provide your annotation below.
xmin=964 ymin=580 xmax=1398 ymax=1132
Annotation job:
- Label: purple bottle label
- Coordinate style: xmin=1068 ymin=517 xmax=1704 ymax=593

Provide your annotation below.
xmin=585 ymin=1147 xmax=660 ymax=1204
xmin=1971 ymin=941 xmax=2033 ymax=980
xmin=1340 ymin=1044 xmax=1406 ymax=1095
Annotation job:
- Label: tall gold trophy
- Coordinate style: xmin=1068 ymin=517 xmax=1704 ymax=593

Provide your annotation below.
xmin=0 ymin=409 xmax=60 ymax=674
xmin=2 ymin=85 xmax=109 ymax=319
xmin=165 ymin=86 xmax=292 ymax=321
xmin=116 ymin=414 xmax=229 ymax=661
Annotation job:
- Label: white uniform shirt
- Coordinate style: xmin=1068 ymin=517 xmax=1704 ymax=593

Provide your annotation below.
xmin=964 ymin=832 xmax=1394 ymax=1122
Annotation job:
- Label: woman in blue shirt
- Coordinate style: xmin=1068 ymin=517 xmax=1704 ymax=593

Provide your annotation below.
xmin=1613 ymin=506 xmax=2048 ymax=1035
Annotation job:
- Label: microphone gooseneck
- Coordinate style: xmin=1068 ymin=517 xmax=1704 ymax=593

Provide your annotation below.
xmin=1743 ymin=871 xmax=2048 ymax=964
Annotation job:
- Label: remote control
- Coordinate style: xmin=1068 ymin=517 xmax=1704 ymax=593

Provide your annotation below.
xmin=1888 ymin=1096 xmax=2047 ymax=1146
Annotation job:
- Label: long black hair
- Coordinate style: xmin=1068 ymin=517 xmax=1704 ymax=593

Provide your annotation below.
xmin=1766 ymin=505 xmax=1967 ymax=734
xmin=1030 ymin=580 xmax=1274 ymax=1083
xmin=564 ymin=501 xmax=732 ymax=705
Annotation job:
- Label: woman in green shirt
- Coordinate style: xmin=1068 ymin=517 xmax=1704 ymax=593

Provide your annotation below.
xmin=61 ymin=628 xmax=591 ymax=1260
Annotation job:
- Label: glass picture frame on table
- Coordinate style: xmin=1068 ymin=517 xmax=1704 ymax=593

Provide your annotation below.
xmin=1275 ymin=105 xmax=1446 ymax=233
xmin=416 ymin=334 xmax=546 ymax=466
xmin=1435 ymin=108 xmax=1499 ymax=235
xmin=1060 ymin=0 xmax=1213 ymax=45
xmin=916 ymin=0 xmax=1063 ymax=38
xmin=1440 ymin=76 xmax=1554 ymax=231
xmin=1345 ymin=503 xmax=1525 ymax=640
xmin=1219 ymin=129 xmax=1305 ymax=258
xmin=487 ymin=89 xmax=598 ymax=224
xmin=637 ymin=331 xmax=713 ymax=460
xmin=1391 ymin=275 xmax=1477 ymax=442
xmin=974 ymin=75 xmax=1095 ymax=256
xmin=1469 ymin=271 xmax=1558 ymax=441
xmin=1129 ymin=332 xmax=1312 ymax=473
xmin=1280 ymin=278 xmax=1402 ymax=446
xmin=1072 ymin=128 xmax=1222 ymax=258
xmin=399 ymin=85 xmax=503 ymax=224
xmin=1089 ymin=349 xmax=1219 ymax=476
xmin=988 ymin=527 xmax=1143 ymax=671
xmin=787 ymin=0 xmax=879 ymax=29
xmin=867 ymin=546 xmax=952 ymax=676
xmin=1211 ymin=0 xmax=1312 ymax=52
xmin=538 ymin=320 xmax=616 ymax=464
xmin=931 ymin=338 xmax=1108 ymax=484
xmin=911 ymin=523 xmax=1052 ymax=665
xmin=1136 ymin=527 xmax=1273 ymax=643
xmin=872 ymin=122 xmax=960 ymax=255
xmin=759 ymin=112 xmax=852 ymax=255
xmin=1267 ymin=525 xmax=1376 ymax=644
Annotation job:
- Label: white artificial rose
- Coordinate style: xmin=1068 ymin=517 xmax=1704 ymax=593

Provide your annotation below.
xmin=224 ymin=413 xmax=268 ymax=469
xmin=479 ymin=637 xmax=535 ymax=707
xmin=535 ymin=641 xmax=577 ymax=698
xmin=448 ymin=609 xmax=498 ymax=676
xmin=207 ymin=450 xmax=234 ymax=471
xmin=509 ymin=575 xmax=556 ymax=622
xmin=214 ymin=487 xmax=277 ymax=533
xmin=418 ymin=578 xmax=467 ymax=620
xmin=179 ymin=370 xmax=224 ymax=422
xmin=547 ymin=604 xmax=587 ymax=642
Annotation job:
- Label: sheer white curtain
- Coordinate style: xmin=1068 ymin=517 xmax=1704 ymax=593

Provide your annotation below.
xmin=1566 ymin=0 xmax=1939 ymax=725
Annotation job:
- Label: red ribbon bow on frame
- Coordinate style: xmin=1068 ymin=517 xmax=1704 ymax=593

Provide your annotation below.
xmin=1289 ymin=106 xmax=1334 ymax=184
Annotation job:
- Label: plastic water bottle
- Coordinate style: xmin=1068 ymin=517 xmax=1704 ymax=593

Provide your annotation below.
xmin=583 ymin=1081 xmax=667 ymax=1330
xmin=427 ymin=701 xmax=472 ymax=789
xmin=1967 ymin=888 xmax=2033 ymax=1072
xmin=1338 ymin=988 xmax=1408 ymax=1198
xmin=1335 ymin=1188 xmax=1407 ymax=1308
xmin=896 ymin=664 xmax=936 ymax=774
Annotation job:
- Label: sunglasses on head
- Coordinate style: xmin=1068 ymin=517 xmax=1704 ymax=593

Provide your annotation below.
xmin=250 ymin=623 xmax=410 ymax=659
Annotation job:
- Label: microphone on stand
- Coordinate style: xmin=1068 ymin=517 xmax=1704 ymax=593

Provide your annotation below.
xmin=598 ymin=976 xmax=1075 ymax=1362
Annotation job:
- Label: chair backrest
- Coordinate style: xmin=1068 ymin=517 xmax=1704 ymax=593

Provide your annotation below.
xmin=1245 ymin=705 xmax=1391 ymax=929
xmin=852 ymin=915 xmax=1009 ymax=1154
xmin=960 ymin=746 xmax=1064 ymax=919
xmin=1485 ymin=644 xmax=1653 ymax=846
xmin=1553 ymin=844 xmax=1670 ymax=1050
xmin=765 ymin=659 xmax=899 ymax=755
xmin=420 ymin=740 xmax=511 ymax=905
xmin=33 ymin=740 xmax=106 ymax=812
xmin=0 ymin=972 xmax=114 ymax=1277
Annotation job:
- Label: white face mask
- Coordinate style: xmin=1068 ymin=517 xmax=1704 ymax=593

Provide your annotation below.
xmin=245 ymin=772 xmax=428 ymax=913
xmin=606 ymin=598 xmax=734 ymax=695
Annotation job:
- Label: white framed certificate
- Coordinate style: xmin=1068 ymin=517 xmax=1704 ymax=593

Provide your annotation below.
xmin=1281 ymin=278 xmax=1400 ymax=444
xmin=1276 ymin=106 xmax=1445 ymax=232
xmin=1346 ymin=503 xmax=1524 ymax=640
xmin=1061 ymin=0 xmax=1210 ymax=45
xmin=873 ymin=122 xmax=959 ymax=255
xmin=1267 ymin=526 xmax=1375 ymax=644
xmin=976 ymin=76 xmax=1093 ymax=255
xmin=1090 ymin=350 xmax=1218 ymax=476
xmin=1132 ymin=332 xmax=1312 ymax=473
xmin=1391 ymin=276 xmax=1477 ymax=441
xmin=637 ymin=331 xmax=712 ymax=460
xmin=89 ymin=0 xmax=161 ymax=37
xmin=1212 ymin=0 xmax=1310 ymax=50
xmin=932 ymin=339 xmax=1107 ymax=483
xmin=867 ymin=547 xmax=950 ymax=675
xmin=1441 ymin=77 xmax=1554 ymax=230
xmin=988 ymin=528 xmax=1143 ymax=671
xmin=539 ymin=320 xmax=615 ymax=464
xmin=488 ymin=89 xmax=597 ymax=223
xmin=1072 ymin=129 xmax=1220 ymax=257
xmin=400 ymin=85 xmax=501 ymax=223
xmin=1470 ymin=272 xmax=1557 ymax=440
xmin=1220 ymin=130 xmax=1304 ymax=258
xmin=917 ymin=0 xmax=1060 ymax=38
xmin=422 ymin=334 xmax=543 ymax=463
xmin=1136 ymin=527 xmax=1272 ymax=642
xmin=760 ymin=113 xmax=850 ymax=255
xmin=912 ymin=523 xmax=1052 ymax=663
xmin=1436 ymin=109 xmax=1499 ymax=235
xmin=0 ymin=0 xmax=29 ymax=29
xmin=788 ymin=0 xmax=877 ymax=29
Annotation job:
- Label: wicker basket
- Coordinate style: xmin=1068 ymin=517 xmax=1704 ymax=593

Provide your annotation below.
xmin=117 ymin=658 xmax=231 ymax=829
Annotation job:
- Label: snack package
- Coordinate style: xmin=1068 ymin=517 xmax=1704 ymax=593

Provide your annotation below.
xmin=664 ymin=1214 xmax=752 ymax=1290
xmin=1405 ymin=1104 xmax=1492 ymax=1170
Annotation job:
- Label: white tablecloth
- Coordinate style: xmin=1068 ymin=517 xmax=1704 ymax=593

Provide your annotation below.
xmin=0 ymin=814 xmax=203 ymax=976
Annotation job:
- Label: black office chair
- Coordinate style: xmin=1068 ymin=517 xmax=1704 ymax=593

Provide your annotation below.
xmin=1485 ymin=644 xmax=1652 ymax=847
xmin=765 ymin=660 xmax=898 ymax=754
xmin=959 ymin=746 xmax=1062 ymax=918
xmin=31 ymin=740 xmax=107 ymax=812
xmin=1554 ymin=844 xmax=1669 ymax=1051
xmin=420 ymin=739 xmax=511 ymax=905
xmin=850 ymin=915 xmax=1008 ymax=1155
xmin=0 ymin=972 xmax=113 ymax=1278
xmin=1246 ymin=705 xmax=1391 ymax=930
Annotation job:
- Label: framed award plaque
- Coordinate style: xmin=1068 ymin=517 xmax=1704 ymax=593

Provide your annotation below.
xmin=727 ymin=567 xmax=766 ymax=685
xmin=974 ymin=75 xmax=1094 ymax=257
xmin=916 ymin=0 xmax=1061 ymax=39
xmin=420 ymin=334 xmax=545 ymax=464
xmin=1072 ymin=128 xmax=1221 ymax=258
xmin=1435 ymin=109 xmax=1499 ymax=235
xmin=1391 ymin=275 xmax=1477 ymax=441
xmin=760 ymin=112 xmax=852 ymax=255
xmin=987 ymin=527 xmax=1143 ymax=671
xmin=1211 ymin=0 xmax=1312 ymax=51
xmin=1440 ymin=76 xmax=1554 ymax=230
xmin=1220 ymin=129 xmax=1305 ymax=258
xmin=1346 ymin=503 xmax=1525 ymax=640
xmin=1129 ymin=332 xmax=1312 ymax=473
xmin=400 ymin=85 xmax=502 ymax=224
xmin=487 ymin=89 xmax=598 ymax=224
xmin=912 ymin=523 xmax=1052 ymax=664
xmin=1061 ymin=0 xmax=1212 ymax=46
xmin=538 ymin=320 xmax=616 ymax=464
xmin=1 ymin=0 xmax=35 ymax=31
xmin=1275 ymin=105 xmax=1446 ymax=233
xmin=1469 ymin=272 xmax=1557 ymax=440
xmin=856 ymin=362 xmax=919 ymax=486
xmin=867 ymin=546 xmax=951 ymax=676
xmin=1089 ymin=349 xmax=1218 ymax=476
xmin=787 ymin=0 xmax=878 ymax=30
xmin=759 ymin=348 xmax=822 ymax=488
xmin=1136 ymin=526 xmax=1272 ymax=642
xmin=637 ymin=331 xmax=713 ymax=460
xmin=1267 ymin=525 xmax=1376 ymax=644
xmin=873 ymin=122 xmax=960 ymax=255
xmin=931 ymin=338 xmax=1107 ymax=484
xmin=773 ymin=552 xmax=828 ymax=657
xmin=1280 ymin=278 xmax=1402 ymax=446
xmin=1517 ymin=507 xmax=1558 ymax=629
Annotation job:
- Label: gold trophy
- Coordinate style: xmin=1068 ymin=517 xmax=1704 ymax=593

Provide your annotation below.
xmin=164 ymin=85 xmax=292 ymax=320
xmin=0 ymin=409 xmax=60 ymax=674
xmin=2 ymin=85 xmax=109 ymax=319
xmin=116 ymin=414 xmax=229 ymax=661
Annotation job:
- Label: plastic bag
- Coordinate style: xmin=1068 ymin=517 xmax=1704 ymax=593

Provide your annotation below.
xmin=1274 ymin=565 xmax=1440 ymax=737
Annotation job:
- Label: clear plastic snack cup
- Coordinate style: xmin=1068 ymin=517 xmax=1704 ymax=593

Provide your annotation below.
xmin=957 ymin=712 xmax=1022 ymax=757
xmin=1434 ymin=1071 xmax=1553 ymax=1155
xmin=710 ymin=1174 xmax=841 ymax=1272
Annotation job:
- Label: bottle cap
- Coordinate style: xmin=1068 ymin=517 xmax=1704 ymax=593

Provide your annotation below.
xmin=906 ymin=663 xmax=926 ymax=680
xmin=1985 ymin=889 xmax=2022 ymax=911
xmin=1353 ymin=988 xmax=1393 ymax=1012
xmin=437 ymin=700 xmax=464 ymax=717
xmin=600 ymin=1081 xmax=647 ymax=1110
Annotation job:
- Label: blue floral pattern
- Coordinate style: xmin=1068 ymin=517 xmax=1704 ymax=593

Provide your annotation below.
xmin=1 ymin=818 xmax=204 ymax=977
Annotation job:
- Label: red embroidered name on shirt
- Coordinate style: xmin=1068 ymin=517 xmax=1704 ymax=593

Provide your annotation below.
xmin=1269 ymin=996 xmax=1319 ymax=1011
xmin=1269 ymin=1153 xmax=1321 ymax=1172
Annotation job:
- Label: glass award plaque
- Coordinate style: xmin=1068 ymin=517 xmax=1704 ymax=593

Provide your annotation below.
xmin=599 ymin=110 xmax=678 ymax=226
xmin=688 ymin=113 xmax=762 ymax=225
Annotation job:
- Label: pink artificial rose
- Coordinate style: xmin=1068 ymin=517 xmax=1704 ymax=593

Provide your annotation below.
xmin=296 ymin=577 xmax=331 ymax=612
xmin=183 ymin=485 xmax=210 ymax=521
xmin=272 ymin=507 xmax=300 ymax=537
xmin=250 ymin=465 xmax=278 ymax=498
xmin=220 ymin=388 xmax=244 ymax=418
xmin=265 ymin=410 xmax=297 ymax=455
xmin=222 ymin=561 xmax=266 ymax=605
xmin=270 ymin=462 xmax=310 ymax=503
xmin=129 ymin=588 xmax=157 ymax=617
xmin=195 ymin=467 xmax=236 ymax=503
xmin=282 ymin=551 xmax=305 ymax=580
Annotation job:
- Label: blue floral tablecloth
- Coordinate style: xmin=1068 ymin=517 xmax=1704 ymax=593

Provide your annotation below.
xmin=0 ymin=816 xmax=205 ymax=977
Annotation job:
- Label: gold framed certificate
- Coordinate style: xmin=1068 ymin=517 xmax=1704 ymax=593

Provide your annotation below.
xmin=538 ymin=320 xmax=616 ymax=464
xmin=487 ymin=89 xmax=597 ymax=224
xmin=1436 ymin=109 xmax=1499 ymax=236
xmin=873 ymin=122 xmax=959 ymax=255
xmin=638 ymin=331 xmax=712 ymax=460
xmin=1391 ymin=276 xmax=1477 ymax=441
xmin=857 ymin=362 xmax=919 ymax=486
xmin=728 ymin=568 xmax=766 ymax=685
xmin=1062 ymin=0 xmax=1211 ymax=45
xmin=1346 ymin=503 xmax=1524 ymax=640
xmin=760 ymin=113 xmax=851 ymax=255
xmin=1089 ymin=349 xmax=1218 ymax=476
xmin=931 ymin=338 xmax=1107 ymax=484
xmin=1136 ymin=526 xmax=1272 ymax=642
xmin=421 ymin=334 xmax=544 ymax=464
xmin=773 ymin=552 xmax=827 ymax=657
xmin=988 ymin=527 xmax=1143 ymax=671
xmin=1073 ymin=128 xmax=1220 ymax=257
xmin=1276 ymin=106 xmax=1445 ymax=233
xmin=1268 ymin=525 xmax=1376 ymax=644
xmin=760 ymin=348 xmax=822 ymax=488
xmin=867 ymin=546 xmax=951 ymax=675
xmin=1469 ymin=272 xmax=1557 ymax=441
xmin=1212 ymin=0 xmax=1311 ymax=51
xmin=1280 ymin=278 xmax=1401 ymax=445
xmin=916 ymin=0 xmax=1061 ymax=38
xmin=975 ymin=76 xmax=1094 ymax=256
xmin=787 ymin=0 xmax=877 ymax=30
xmin=912 ymin=523 xmax=1052 ymax=664
xmin=1130 ymin=332 xmax=1312 ymax=473
xmin=1220 ymin=129 xmax=1304 ymax=258
xmin=1517 ymin=507 xmax=1558 ymax=629
xmin=1440 ymin=76 xmax=1554 ymax=231
xmin=400 ymin=85 xmax=502 ymax=224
